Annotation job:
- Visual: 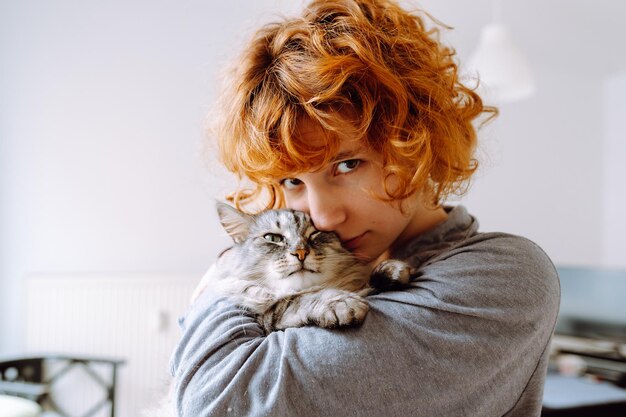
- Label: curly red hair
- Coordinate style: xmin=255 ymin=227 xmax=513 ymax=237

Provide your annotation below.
xmin=213 ymin=0 xmax=496 ymax=211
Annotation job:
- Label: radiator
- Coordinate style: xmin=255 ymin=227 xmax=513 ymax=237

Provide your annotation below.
xmin=24 ymin=273 xmax=200 ymax=417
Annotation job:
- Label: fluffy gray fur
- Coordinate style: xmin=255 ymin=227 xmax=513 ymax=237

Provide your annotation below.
xmin=210 ymin=202 xmax=414 ymax=333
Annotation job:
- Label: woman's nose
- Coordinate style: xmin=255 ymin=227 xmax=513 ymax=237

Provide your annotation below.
xmin=306 ymin=187 xmax=346 ymax=232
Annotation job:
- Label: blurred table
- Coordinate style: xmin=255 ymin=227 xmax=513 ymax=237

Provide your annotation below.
xmin=542 ymin=373 xmax=626 ymax=416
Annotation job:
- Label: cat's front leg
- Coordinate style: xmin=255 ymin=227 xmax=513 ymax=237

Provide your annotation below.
xmin=370 ymin=259 xmax=416 ymax=290
xmin=261 ymin=288 xmax=369 ymax=333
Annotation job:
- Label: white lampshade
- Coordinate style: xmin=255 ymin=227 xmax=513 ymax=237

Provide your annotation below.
xmin=467 ymin=23 xmax=535 ymax=102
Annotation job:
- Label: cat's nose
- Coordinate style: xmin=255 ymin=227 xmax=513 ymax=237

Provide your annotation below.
xmin=292 ymin=248 xmax=309 ymax=262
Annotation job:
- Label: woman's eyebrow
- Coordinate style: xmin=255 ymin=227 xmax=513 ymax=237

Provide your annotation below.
xmin=331 ymin=148 xmax=363 ymax=162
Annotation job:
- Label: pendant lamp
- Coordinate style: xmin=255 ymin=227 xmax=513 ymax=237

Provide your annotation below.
xmin=467 ymin=0 xmax=535 ymax=102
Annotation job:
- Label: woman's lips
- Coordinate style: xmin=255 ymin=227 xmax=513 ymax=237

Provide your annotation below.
xmin=341 ymin=232 xmax=366 ymax=251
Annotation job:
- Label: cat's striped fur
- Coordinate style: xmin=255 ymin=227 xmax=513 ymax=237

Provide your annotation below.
xmin=200 ymin=202 xmax=414 ymax=333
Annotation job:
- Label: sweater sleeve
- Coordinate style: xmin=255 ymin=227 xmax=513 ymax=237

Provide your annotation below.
xmin=170 ymin=233 xmax=560 ymax=417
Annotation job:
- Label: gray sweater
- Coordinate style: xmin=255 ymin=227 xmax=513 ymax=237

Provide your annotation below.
xmin=170 ymin=205 xmax=560 ymax=416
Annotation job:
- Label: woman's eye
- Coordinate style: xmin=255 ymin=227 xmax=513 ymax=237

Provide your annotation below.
xmin=280 ymin=178 xmax=303 ymax=190
xmin=335 ymin=159 xmax=361 ymax=175
xmin=263 ymin=233 xmax=284 ymax=243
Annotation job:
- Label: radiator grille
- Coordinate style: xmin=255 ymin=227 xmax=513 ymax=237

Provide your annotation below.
xmin=24 ymin=274 xmax=199 ymax=417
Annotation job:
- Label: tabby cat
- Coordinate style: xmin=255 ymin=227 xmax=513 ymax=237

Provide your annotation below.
xmin=198 ymin=202 xmax=415 ymax=333
xmin=147 ymin=203 xmax=415 ymax=417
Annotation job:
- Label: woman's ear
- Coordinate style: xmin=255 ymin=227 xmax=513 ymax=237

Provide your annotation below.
xmin=216 ymin=201 xmax=252 ymax=244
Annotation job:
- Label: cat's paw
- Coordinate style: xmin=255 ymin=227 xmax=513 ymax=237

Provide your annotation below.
xmin=370 ymin=259 xmax=415 ymax=289
xmin=314 ymin=290 xmax=369 ymax=328
xmin=262 ymin=289 xmax=369 ymax=332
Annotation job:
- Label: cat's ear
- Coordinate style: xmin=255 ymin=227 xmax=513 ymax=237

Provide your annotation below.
xmin=216 ymin=202 xmax=252 ymax=244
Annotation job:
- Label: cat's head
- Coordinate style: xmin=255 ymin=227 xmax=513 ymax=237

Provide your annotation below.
xmin=216 ymin=202 xmax=353 ymax=291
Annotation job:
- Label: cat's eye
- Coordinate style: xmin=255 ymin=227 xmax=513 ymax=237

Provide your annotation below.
xmin=335 ymin=159 xmax=361 ymax=175
xmin=263 ymin=233 xmax=284 ymax=243
xmin=308 ymin=231 xmax=322 ymax=241
xmin=280 ymin=178 xmax=303 ymax=190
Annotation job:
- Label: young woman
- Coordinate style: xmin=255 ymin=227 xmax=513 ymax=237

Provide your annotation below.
xmin=170 ymin=1 xmax=560 ymax=415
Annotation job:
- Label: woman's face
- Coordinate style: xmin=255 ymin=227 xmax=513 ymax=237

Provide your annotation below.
xmin=279 ymin=119 xmax=433 ymax=263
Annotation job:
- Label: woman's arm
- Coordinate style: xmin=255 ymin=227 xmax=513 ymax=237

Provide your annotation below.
xmin=170 ymin=234 xmax=560 ymax=417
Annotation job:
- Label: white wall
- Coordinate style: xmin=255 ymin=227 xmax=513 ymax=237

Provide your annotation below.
xmin=0 ymin=0 xmax=302 ymax=354
xmin=463 ymin=68 xmax=605 ymax=266
xmin=1 ymin=0 xmax=624 ymax=356
xmin=603 ymin=72 xmax=626 ymax=267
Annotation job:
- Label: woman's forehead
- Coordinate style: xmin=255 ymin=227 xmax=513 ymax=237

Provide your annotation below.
xmin=295 ymin=117 xmax=365 ymax=152
xmin=294 ymin=117 xmax=331 ymax=146
xmin=267 ymin=113 xmax=371 ymax=180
